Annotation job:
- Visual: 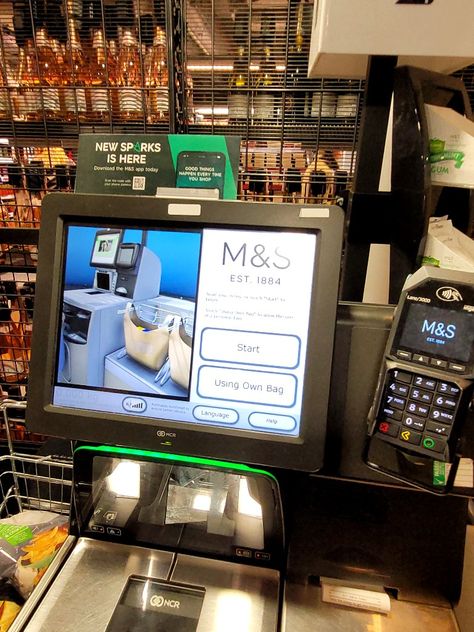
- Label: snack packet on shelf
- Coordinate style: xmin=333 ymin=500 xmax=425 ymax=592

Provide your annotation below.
xmin=0 ymin=510 xmax=68 ymax=599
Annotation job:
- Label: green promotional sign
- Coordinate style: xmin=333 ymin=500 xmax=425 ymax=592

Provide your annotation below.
xmin=75 ymin=134 xmax=240 ymax=199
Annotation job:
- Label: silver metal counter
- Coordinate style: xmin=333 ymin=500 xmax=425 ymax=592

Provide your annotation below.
xmin=23 ymin=538 xmax=174 ymax=632
xmin=282 ymin=583 xmax=458 ymax=632
xmin=23 ymin=538 xmax=280 ymax=632
xmin=172 ymin=553 xmax=280 ymax=632
xmin=21 ymin=536 xmax=470 ymax=632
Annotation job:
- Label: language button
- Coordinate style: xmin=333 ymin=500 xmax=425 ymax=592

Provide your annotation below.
xmin=248 ymin=413 xmax=296 ymax=432
xmin=193 ymin=406 xmax=239 ymax=424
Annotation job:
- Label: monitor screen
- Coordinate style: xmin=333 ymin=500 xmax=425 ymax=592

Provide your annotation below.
xmin=90 ymin=230 xmax=121 ymax=268
xmin=398 ymin=302 xmax=474 ymax=363
xmin=56 ymin=224 xmax=315 ymax=436
xmin=116 ymin=244 xmax=137 ymax=268
xmin=27 ymin=193 xmax=344 ymax=471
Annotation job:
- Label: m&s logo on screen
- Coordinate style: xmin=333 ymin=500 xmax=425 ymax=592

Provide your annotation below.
xmin=222 ymin=242 xmax=290 ymax=269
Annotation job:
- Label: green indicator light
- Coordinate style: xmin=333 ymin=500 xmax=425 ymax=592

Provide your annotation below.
xmin=74 ymin=445 xmax=277 ymax=482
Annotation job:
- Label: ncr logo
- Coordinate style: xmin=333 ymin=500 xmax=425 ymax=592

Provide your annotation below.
xmin=396 ymin=1 xmax=433 ymax=4
xmin=150 ymin=595 xmax=180 ymax=609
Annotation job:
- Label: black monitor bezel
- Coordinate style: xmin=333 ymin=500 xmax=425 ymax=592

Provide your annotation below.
xmin=27 ymin=193 xmax=344 ymax=472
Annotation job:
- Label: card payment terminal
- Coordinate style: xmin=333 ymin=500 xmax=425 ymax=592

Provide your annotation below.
xmin=365 ymin=266 xmax=474 ymax=493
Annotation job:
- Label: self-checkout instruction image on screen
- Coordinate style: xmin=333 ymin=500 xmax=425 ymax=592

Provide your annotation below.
xmin=55 ymin=223 xmax=317 ymax=438
xmin=74 ymin=134 xmax=240 ymax=199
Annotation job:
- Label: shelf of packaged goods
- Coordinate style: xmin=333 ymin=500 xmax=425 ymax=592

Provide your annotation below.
xmin=187 ymin=120 xmax=360 ymax=146
xmin=0 ymin=258 xmax=36 ymax=276
xmin=0 ymin=121 xmax=359 ymax=148
xmin=0 ymin=229 xmax=38 ymax=274
xmin=0 ymin=120 xmax=172 ymax=144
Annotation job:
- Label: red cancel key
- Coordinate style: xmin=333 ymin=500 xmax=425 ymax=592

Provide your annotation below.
xmin=378 ymin=421 xmax=399 ymax=437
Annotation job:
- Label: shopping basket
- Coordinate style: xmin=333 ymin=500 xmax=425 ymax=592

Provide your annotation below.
xmin=0 ymin=399 xmax=72 ymax=518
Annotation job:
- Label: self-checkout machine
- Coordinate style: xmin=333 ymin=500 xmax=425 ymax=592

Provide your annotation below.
xmin=20 ymin=191 xmax=344 ymax=631
xmin=61 ymin=227 xmax=162 ymax=387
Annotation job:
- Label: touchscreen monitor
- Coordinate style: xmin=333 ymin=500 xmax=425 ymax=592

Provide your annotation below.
xmin=56 ymin=224 xmax=314 ymax=435
xmin=27 ymin=193 xmax=344 ymax=471
xmin=116 ymin=244 xmax=138 ymax=268
xmin=90 ymin=229 xmax=121 ymax=268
